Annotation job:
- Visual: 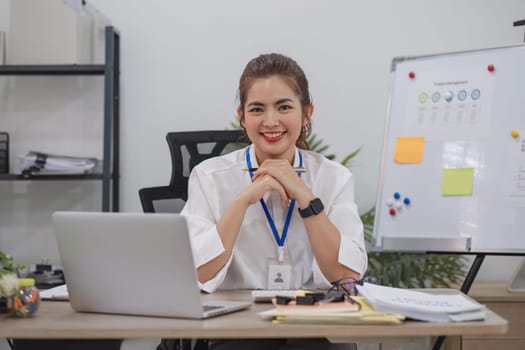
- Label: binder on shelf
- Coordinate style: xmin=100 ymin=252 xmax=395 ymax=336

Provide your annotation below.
xmin=0 ymin=132 xmax=8 ymax=174
xmin=18 ymin=151 xmax=99 ymax=176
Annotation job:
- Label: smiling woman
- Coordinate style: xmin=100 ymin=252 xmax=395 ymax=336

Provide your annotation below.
xmin=180 ymin=53 xmax=365 ymax=349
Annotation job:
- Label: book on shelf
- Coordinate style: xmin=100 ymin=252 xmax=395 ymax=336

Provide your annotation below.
xmin=356 ymin=282 xmax=486 ymax=323
xmin=18 ymin=151 xmax=100 ymax=176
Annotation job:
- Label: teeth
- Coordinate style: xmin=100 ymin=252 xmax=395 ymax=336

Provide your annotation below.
xmin=264 ymin=132 xmax=283 ymax=138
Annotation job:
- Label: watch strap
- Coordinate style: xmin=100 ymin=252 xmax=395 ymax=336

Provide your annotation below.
xmin=298 ymin=198 xmax=324 ymax=218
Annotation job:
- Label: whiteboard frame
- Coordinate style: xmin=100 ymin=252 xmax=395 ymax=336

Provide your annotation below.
xmin=373 ymin=44 xmax=525 ymax=254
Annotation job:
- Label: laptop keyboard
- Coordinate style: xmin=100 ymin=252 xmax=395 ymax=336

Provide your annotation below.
xmin=203 ymin=305 xmax=223 ymax=312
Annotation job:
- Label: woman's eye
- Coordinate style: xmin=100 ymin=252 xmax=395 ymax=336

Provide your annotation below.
xmin=279 ymin=105 xmax=292 ymax=111
xmin=248 ymin=107 xmax=263 ymax=113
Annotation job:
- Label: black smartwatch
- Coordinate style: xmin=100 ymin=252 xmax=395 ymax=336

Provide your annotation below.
xmin=298 ymin=198 xmax=324 ymax=218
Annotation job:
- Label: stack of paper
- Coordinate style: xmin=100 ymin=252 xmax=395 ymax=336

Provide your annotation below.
xmin=356 ymin=283 xmax=486 ymax=323
xmin=40 ymin=284 xmax=69 ymax=301
xmin=258 ymin=297 xmax=405 ymax=325
xmin=18 ymin=151 xmax=99 ymax=175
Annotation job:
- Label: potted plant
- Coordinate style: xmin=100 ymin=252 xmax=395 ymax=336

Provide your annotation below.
xmin=1 ymin=251 xmax=40 ymax=317
xmin=0 ymin=251 xmax=23 ymax=298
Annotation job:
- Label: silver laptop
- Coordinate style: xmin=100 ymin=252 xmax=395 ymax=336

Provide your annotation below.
xmin=52 ymin=211 xmax=251 ymax=319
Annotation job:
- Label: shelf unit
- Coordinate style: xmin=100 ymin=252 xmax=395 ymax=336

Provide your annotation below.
xmin=0 ymin=26 xmax=120 ymax=212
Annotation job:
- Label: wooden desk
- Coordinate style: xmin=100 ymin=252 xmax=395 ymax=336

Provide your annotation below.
xmin=0 ymin=290 xmax=508 ymax=342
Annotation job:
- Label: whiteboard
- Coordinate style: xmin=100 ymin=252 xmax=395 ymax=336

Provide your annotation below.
xmin=373 ymin=44 xmax=525 ymax=254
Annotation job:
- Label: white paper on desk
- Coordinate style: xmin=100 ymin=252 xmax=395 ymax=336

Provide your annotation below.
xmin=40 ymin=284 xmax=69 ymax=301
xmin=356 ymin=283 xmax=486 ymax=323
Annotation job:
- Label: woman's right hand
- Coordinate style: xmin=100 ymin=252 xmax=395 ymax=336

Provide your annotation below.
xmin=238 ymin=173 xmax=290 ymax=208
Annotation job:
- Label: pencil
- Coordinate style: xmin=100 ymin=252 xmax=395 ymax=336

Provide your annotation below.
xmin=242 ymin=167 xmax=308 ymax=173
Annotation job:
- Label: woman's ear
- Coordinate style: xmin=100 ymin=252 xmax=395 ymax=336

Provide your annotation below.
xmin=237 ymin=107 xmax=245 ymax=128
xmin=303 ymin=104 xmax=314 ymax=125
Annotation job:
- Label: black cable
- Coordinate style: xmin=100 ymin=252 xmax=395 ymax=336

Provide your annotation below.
xmin=6 ymin=338 xmax=14 ymax=350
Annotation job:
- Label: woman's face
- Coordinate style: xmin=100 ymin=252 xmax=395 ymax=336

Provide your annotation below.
xmin=240 ymin=76 xmax=311 ymax=164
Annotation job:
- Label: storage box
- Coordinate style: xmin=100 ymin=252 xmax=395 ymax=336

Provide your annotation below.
xmin=7 ymin=0 xmax=109 ymax=64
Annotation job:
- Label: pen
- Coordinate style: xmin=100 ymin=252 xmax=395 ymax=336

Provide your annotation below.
xmin=242 ymin=167 xmax=307 ymax=173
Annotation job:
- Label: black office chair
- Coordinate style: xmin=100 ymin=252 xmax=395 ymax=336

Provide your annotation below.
xmin=138 ymin=130 xmax=248 ymax=350
xmin=139 ymin=129 xmax=247 ymax=213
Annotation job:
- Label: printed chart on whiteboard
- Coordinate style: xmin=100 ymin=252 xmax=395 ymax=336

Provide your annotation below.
xmin=405 ymin=68 xmax=494 ymax=141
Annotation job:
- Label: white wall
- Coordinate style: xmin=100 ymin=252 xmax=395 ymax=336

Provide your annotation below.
xmin=86 ymin=0 xmax=525 ymax=281
xmin=1 ymin=0 xmax=525 ymax=280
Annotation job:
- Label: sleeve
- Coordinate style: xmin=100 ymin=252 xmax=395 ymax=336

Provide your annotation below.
xmin=311 ymin=171 xmax=368 ymax=287
xmin=180 ymin=166 xmax=232 ymax=293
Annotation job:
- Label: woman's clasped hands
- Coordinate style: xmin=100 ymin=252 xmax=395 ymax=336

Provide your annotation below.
xmin=243 ymin=159 xmax=314 ymax=209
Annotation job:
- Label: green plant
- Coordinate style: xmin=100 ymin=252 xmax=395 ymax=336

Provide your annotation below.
xmin=0 ymin=251 xmax=22 ymax=277
xmin=360 ymin=208 xmax=467 ymax=288
xmin=0 ymin=250 xmax=25 ymax=297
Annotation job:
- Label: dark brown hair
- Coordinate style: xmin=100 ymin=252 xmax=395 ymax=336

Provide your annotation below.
xmin=238 ymin=53 xmax=312 ymax=150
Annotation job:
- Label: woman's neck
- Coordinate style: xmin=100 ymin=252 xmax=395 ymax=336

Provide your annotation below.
xmin=254 ymin=147 xmax=296 ymax=166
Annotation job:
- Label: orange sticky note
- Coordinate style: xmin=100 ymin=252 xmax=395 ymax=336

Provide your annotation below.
xmin=441 ymin=168 xmax=474 ymax=196
xmin=394 ymin=137 xmax=425 ymax=163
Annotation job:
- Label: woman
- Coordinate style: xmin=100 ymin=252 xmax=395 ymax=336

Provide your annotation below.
xmin=181 ymin=52 xmax=366 ymax=350
xmin=181 ymin=52 xmax=367 ymax=294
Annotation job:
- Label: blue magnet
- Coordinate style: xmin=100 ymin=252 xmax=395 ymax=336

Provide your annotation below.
xmin=403 ymin=197 xmax=411 ymax=205
xmin=394 ymin=192 xmax=401 ymax=200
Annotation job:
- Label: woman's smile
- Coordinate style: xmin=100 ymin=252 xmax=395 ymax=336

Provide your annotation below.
xmin=261 ymin=131 xmax=286 ymax=142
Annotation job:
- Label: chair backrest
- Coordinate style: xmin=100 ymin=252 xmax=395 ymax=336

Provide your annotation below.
xmin=139 ymin=130 xmax=248 ymax=213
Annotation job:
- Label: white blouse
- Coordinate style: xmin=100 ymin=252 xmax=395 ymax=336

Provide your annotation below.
xmin=181 ymin=145 xmax=367 ymax=293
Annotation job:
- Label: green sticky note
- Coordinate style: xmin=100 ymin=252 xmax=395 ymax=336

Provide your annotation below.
xmin=441 ymin=168 xmax=474 ymax=196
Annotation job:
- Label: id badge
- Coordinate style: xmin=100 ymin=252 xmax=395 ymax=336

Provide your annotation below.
xmin=267 ymin=247 xmax=292 ymax=289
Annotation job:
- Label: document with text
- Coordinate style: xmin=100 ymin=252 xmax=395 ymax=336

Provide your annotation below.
xmin=356 ymin=283 xmax=486 ymax=323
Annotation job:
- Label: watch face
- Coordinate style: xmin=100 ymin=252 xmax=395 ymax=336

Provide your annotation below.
xmin=299 ymin=198 xmax=324 ymax=218
xmin=311 ymin=198 xmax=323 ymax=214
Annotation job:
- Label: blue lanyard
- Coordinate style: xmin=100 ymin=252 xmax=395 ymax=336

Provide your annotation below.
xmin=245 ymin=147 xmax=303 ymax=248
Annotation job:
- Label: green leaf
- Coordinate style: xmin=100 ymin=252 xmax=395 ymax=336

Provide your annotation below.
xmin=0 ymin=250 xmax=26 ymax=277
xmin=340 ymin=146 xmax=362 ymax=167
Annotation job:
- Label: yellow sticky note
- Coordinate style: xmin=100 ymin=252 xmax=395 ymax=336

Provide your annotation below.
xmin=441 ymin=168 xmax=474 ymax=196
xmin=394 ymin=137 xmax=425 ymax=163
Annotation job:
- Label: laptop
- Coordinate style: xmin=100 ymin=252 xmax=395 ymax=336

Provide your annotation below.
xmin=52 ymin=211 xmax=251 ymax=319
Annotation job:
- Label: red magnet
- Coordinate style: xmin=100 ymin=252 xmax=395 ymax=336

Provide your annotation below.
xmin=487 ymin=64 xmax=495 ymax=72
xmin=389 ymin=208 xmax=396 ymax=216
xmin=408 ymin=71 xmax=416 ymax=79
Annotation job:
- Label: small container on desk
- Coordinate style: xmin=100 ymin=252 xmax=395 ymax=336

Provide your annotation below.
xmin=8 ymin=278 xmax=40 ymax=317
